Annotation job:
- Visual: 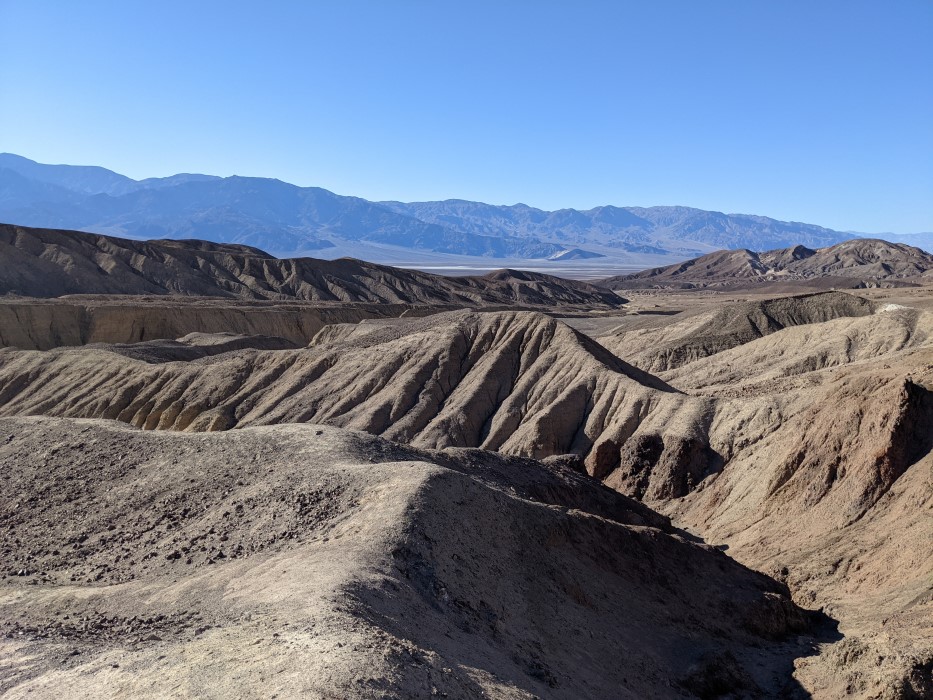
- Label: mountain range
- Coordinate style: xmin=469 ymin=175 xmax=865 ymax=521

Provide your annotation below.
xmin=3 ymin=153 xmax=930 ymax=272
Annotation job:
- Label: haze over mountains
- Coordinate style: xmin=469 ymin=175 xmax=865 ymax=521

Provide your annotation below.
xmin=3 ymin=153 xmax=929 ymax=273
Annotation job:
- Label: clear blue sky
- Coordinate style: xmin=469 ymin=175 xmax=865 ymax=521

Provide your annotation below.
xmin=1 ymin=1 xmax=931 ymax=233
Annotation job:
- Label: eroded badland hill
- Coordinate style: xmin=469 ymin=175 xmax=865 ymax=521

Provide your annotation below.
xmin=1 ymin=228 xmax=931 ymax=698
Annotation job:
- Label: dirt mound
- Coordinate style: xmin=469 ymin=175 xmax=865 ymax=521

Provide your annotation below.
xmin=599 ymin=239 xmax=933 ymax=290
xmin=0 ymin=223 xmax=622 ymax=307
xmin=0 ymin=417 xmax=817 ymax=699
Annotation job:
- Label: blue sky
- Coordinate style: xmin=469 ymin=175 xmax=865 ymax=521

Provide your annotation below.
xmin=0 ymin=1 xmax=930 ymax=233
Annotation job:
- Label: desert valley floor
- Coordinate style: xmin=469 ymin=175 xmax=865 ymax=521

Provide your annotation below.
xmin=0 ymin=225 xmax=931 ymax=699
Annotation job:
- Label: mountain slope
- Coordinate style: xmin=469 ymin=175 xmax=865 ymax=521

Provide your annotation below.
xmin=0 ymin=311 xmax=699 ymax=475
xmin=593 ymin=294 xmax=933 ymax=697
xmin=0 ymin=416 xmax=816 ymax=699
xmin=0 ymin=223 xmax=621 ymax=306
xmin=7 ymin=153 xmax=928 ymax=265
xmin=0 ymin=157 xmax=562 ymax=259
xmin=1 ymin=292 xmax=932 ymax=694
xmin=0 ymin=153 xmax=138 ymax=196
xmin=384 ymin=200 xmax=855 ymax=252
xmin=599 ymin=239 xmax=933 ymax=289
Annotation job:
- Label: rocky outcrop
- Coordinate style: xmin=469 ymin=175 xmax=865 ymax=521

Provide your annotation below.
xmin=758 ymin=376 xmax=933 ymax=526
xmin=604 ymin=434 xmax=722 ymax=500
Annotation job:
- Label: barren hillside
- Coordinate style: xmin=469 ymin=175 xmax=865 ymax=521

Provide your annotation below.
xmin=593 ymin=292 xmax=933 ymax=697
xmin=0 ymin=311 xmax=710 ymax=486
xmin=1 ymin=286 xmax=931 ymax=697
xmin=0 ymin=417 xmax=815 ymax=699
xmin=0 ymin=296 xmax=447 ymax=350
xmin=599 ymin=239 xmax=933 ymax=290
xmin=0 ymin=223 xmax=622 ymax=306
xmin=596 ymin=291 xmax=878 ymax=372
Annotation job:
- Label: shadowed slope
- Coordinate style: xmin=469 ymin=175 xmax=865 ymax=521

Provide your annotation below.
xmin=0 ymin=417 xmax=816 ymax=699
xmin=0 ymin=312 xmax=704 ymax=481
xmin=667 ymin=367 xmax=933 ymax=698
xmin=0 ymin=223 xmax=622 ymax=306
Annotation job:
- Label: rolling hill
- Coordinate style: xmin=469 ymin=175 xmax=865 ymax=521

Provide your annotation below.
xmin=0 ymin=223 xmax=621 ymax=306
xmin=0 ymin=416 xmax=818 ymax=699
xmin=598 ymin=239 xmax=933 ymax=290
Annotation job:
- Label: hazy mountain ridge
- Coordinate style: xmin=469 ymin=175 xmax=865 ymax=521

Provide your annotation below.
xmin=382 ymin=200 xmax=856 ymax=252
xmin=3 ymin=153 xmax=927 ymax=265
xmin=0 ymin=155 xmax=562 ymax=259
